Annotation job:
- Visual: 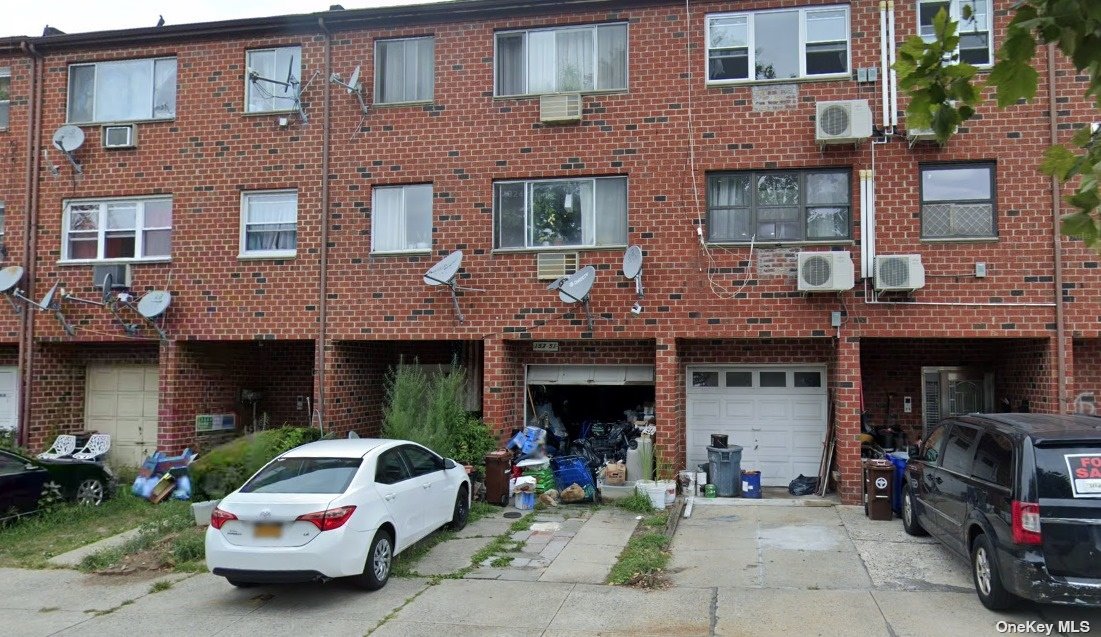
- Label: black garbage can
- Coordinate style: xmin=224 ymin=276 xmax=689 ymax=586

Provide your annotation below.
xmin=707 ymin=445 xmax=743 ymax=497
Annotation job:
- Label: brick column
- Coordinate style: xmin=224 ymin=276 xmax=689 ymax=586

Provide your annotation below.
xmin=156 ymin=340 xmax=189 ymax=454
xmin=654 ymin=337 xmax=681 ymax=476
xmin=481 ymin=336 xmax=511 ymax=440
xmin=833 ymin=336 xmax=862 ymax=505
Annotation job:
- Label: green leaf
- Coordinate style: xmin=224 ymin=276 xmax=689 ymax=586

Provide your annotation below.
xmin=1062 ymin=211 xmax=1100 ymax=247
xmin=989 ymin=59 xmax=1039 ymax=107
xmin=1041 ymin=145 xmax=1079 ymax=179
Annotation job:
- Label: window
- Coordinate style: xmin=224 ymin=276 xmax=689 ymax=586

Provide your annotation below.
xmin=921 ymin=163 xmax=995 ymax=239
xmin=794 ymin=371 xmax=822 ymax=388
xmin=494 ymin=176 xmax=627 ymax=250
xmin=375 ymin=449 xmax=411 ymax=485
xmin=971 ymin=431 xmax=1013 ymax=487
xmin=940 ymin=424 xmax=980 ymax=474
xmin=707 ymin=7 xmax=849 ymax=83
xmin=759 ymin=371 xmax=787 ymax=388
xmin=922 ymin=425 xmax=947 ymax=463
xmin=708 ymin=169 xmax=850 ymax=243
xmin=375 ymin=37 xmax=434 ymax=104
xmin=241 ymin=190 xmax=297 ymax=258
xmin=400 ymin=445 xmax=442 ymax=478
xmin=919 ymin=0 xmax=992 ymax=66
xmin=726 ymin=372 xmax=752 ymax=387
xmin=240 ymin=457 xmax=362 ymax=494
xmin=246 ymin=46 xmax=301 ymax=113
xmin=692 ymin=372 xmax=719 ymax=388
xmin=372 ymin=184 xmax=432 ymax=253
xmin=0 ymin=452 xmax=24 ymax=476
xmin=0 ymin=67 xmax=10 ymax=129
xmin=62 ymin=197 xmax=171 ymax=262
xmin=67 ymin=58 xmax=176 ymax=124
xmin=495 ymin=23 xmax=627 ymax=96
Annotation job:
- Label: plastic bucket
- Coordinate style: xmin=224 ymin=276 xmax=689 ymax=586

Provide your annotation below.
xmin=191 ymin=499 xmax=220 ymax=526
xmin=659 ymin=479 xmax=676 ymax=506
xmin=515 ymin=491 xmax=535 ymax=510
xmin=635 ymin=479 xmax=656 ymax=495
xmin=740 ymin=471 xmax=762 ymax=499
xmin=646 ymin=484 xmax=667 ymax=509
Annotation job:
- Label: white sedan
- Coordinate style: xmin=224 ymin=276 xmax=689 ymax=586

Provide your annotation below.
xmin=205 ymin=438 xmax=471 ymax=590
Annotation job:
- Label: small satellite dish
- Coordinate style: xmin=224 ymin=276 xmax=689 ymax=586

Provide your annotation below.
xmin=622 ymin=245 xmax=645 ymax=298
xmin=546 ymin=276 xmax=566 ymax=291
xmin=52 ymin=125 xmax=85 ymax=152
xmin=347 ymin=66 xmax=361 ymax=93
xmin=424 ymin=250 xmax=462 ymax=286
xmin=40 ymin=282 xmax=59 ymax=310
xmin=558 ymin=266 xmax=595 ymax=305
xmin=330 ymin=65 xmax=370 ymax=130
xmin=0 ymin=266 xmax=24 ymax=294
xmin=138 ymin=290 xmax=172 ymax=319
xmin=100 ymin=271 xmax=114 ymax=304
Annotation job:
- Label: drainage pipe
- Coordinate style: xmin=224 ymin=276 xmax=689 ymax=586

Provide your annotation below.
xmin=887 ymin=1 xmax=898 ymax=128
xmin=17 ymin=43 xmax=42 ymax=447
xmin=879 ymin=2 xmax=890 ymax=129
xmin=316 ymin=18 xmax=332 ymax=429
xmin=1048 ymin=43 xmax=1067 ymax=411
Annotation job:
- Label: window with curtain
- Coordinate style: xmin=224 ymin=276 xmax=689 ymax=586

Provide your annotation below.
xmin=707 ymin=7 xmax=849 ymax=82
xmin=0 ymin=67 xmax=10 ymax=129
xmin=707 ymin=169 xmax=851 ymax=243
xmin=494 ymin=177 xmax=627 ymax=249
xmin=495 ymin=23 xmax=627 ymax=96
xmin=375 ymin=37 xmax=434 ymax=104
xmin=919 ymin=0 xmax=992 ymax=66
xmin=61 ymin=197 xmax=172 ymax=261
xmin=372 ymin=184 xmax=433 ymax=253
xmin=66 ymin=58 xmax=176 ymax=124
xmin=246 ymin=46 xmax=302 ymax=113
xmin=920 ymin=163 xmax=996 ymax=239
xmin=241 ymin=191 xmax=298 ymax=257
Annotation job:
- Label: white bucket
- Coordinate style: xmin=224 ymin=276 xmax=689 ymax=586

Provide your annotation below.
xmin=635 ymin=479 xmax=656 ymax=495
xmin=646 ymin=484 xmax=667 ymax=510
xmin=191 ymin=499 xmax=220 ymax=527
xmin=659 ymin=480 xmax=676 ymax=506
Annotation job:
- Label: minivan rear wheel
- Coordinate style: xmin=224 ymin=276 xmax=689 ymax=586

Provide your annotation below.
xmin=971 ymin=533 xmax=1016 ymax=610
xmin=902 ymin=488 xmax=927 ymax=537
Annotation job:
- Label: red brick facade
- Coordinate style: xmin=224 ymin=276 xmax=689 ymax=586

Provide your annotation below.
xmin=1 ymin=0 xmax=1098 ymax=503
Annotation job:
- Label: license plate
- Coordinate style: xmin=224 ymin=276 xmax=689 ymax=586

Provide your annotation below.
xmin=254 ymin=522 xmax=282 ymax=539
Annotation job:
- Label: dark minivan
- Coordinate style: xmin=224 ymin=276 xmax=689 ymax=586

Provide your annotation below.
xmin=903 ymin=413 xmax=1101 ymax=610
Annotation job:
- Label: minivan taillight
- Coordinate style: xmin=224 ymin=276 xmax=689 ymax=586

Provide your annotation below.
xmin=1011 ymin=501 xmax=1042 ymax=545
xmin=210 ymin=506 xmax=238 ymax=530
xmin=296 ymin=505 xmax=357 ymax=532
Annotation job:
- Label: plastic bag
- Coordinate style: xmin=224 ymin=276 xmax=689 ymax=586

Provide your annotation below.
xmin=523 ymin=466 xmax=555 ymax=494
xmin=787 ymin=474 xmax=819 ymax=496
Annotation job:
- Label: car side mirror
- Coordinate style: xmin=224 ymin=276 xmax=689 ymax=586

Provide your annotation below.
xmin=24 ymin=463 xmax=36 ymax=471
xmin=443 ymin=458 xmax=457 ymax=470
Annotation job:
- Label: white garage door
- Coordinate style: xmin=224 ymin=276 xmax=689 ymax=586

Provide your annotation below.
xmin=686 ymin=366 xmax=827 ymax=487
xmin=86 ymin=365 xmax=160 ymax=465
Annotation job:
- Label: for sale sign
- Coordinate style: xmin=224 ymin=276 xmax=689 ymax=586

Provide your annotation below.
xmin=1064 ymin=454 xmax=1101 ymax=498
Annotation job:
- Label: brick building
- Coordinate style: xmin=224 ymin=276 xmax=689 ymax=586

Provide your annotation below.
xmin=0 ymin=0 xmax=1097 ymax=504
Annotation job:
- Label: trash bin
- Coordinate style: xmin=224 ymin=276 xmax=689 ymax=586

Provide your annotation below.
xmin=707 ymin=445 xmax=742 ymax=497
xmin=484 ymin=451 xmax=512 ymax=506
xmin=864 ymin=459 xmax=894 ymax=521
xmin=886 ymin=451 xmax=909 ymax=513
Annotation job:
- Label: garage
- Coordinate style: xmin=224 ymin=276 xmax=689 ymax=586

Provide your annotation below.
xmin=686 ymin=366 xmax=827 ymax=487
xmin=85 ymin=365 xmax=160 ymax=465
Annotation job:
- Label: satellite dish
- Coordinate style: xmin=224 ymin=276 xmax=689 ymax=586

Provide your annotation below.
xmin=100 ymin=271 xmax=114 ymax=304
xmin=347 ymin=65 xmax=361 ymax=93
xmin=0 ymin=266 xmax=24 ymax=294
xmin=52 ymin=125 xmax=85 ymax=152
xmin=558 ymin=266 xmax=595 ymax=305
xmin=546 ymin=276 xmax=566 ymax=291
xmin=622 ymin=245 xmax=645 ymax=298
xmin=39 ymin=282 xmax=59 ymax=310
xmin=424 ymin=250 xmax=462 ymax=286
xmin=137 ymin=290 xmax=172 ymax=319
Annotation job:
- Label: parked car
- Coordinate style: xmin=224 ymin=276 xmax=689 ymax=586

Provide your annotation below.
xmin=205 ymin=438 xmax=471 ymax=591
xmin=0 ymin=448 xmax=116 ymax=520
xmin=902 ymin=413 xmax=1101 ymax=610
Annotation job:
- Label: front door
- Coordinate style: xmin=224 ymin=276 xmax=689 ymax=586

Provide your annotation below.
xmin=922 ymin=367 xmax=993 ymax=438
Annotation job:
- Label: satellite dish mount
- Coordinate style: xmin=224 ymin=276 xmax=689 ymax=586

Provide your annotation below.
xmin=248 ymin=56 xmax=316 ymax=124
xmin=423 ymin=250 xmax=484 ymax=324
xmin=329 ymin=65 xmax=370 ymax=135
xmin=556 ymin=265 xmax=597 ymax=332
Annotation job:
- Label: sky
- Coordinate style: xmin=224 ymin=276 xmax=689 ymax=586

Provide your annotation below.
xmin=3 ymin=0 xmax=436 ymax=38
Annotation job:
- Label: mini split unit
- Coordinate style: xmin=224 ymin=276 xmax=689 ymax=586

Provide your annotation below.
xmin=874 ymin=255 xmax=926 ymax=292
xmin=815 ymin=100 xmax=873 ymax=145
xmin=797 ymin=252 xmax=855 ymax=292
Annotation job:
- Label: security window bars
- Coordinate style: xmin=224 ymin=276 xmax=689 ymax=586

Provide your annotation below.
xmin=246 ymin=46 xmax=301 ymax=113
xmin=921 ymin=163 xmax=996 ymax=239
xmin=375 ymin=37 xmax=435 ymax=104
xmin=62 ymin=197 xmax=172 ymax=262
xmin=919 ymin=0 xmax=992 ymax=66
xmin=707 ymin=6 xmax=850 ymax=83
xmin=495 ymin=23 xmax=627 ymax=96
xmin=241 ymin=190 xmax=298 ymax=257
xmin=67 ymin=58 xmax=176 ymax=124
xmin=708 ymin=169 xmax=851 ymax=243
xmin=0 ymin=67 xmax=10 ymax=129
xmin=494 ymin=177 xmax=627 ymax=250
xmin=372 ymin=184 xmax=433 ymax=253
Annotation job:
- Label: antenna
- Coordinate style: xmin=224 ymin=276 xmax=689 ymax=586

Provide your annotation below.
xmin=622 ymin=245 xmax=645 ymax=298
xmin=135 ymin=290 xmax=172 ymax=340
xmin=329 ymin=65 xmax=370 ymax=135
xmin=51 ymin=125 xmax=85 ymax=174
xmin=424 ymin=250 xmax=484 ymax=324
xmin=248 ymin=55 xmax=317 ymax=124
xmin=556 ymin=265 xmax=597 ymax=332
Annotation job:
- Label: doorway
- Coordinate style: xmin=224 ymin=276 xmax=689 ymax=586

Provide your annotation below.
xmin=921 ymin=366 xmax=994 ymax=437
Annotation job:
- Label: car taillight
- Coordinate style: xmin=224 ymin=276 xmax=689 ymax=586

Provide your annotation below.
xmin=210 ymin=506 xmax=238 ymax=531
xmin=1011 ymin=500 xmax=1042 ymax=545
xmin=296 ymin=505 xmax=357 ymax=532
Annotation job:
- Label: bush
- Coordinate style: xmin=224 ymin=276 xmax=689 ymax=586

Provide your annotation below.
xmin=450 ymin=414 xmax=498 ymax=466
xmin=189 ymin=426 xmax=321 ymax=501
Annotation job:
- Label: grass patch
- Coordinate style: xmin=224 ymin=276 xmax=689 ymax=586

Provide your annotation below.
xmin=613 ymin=491 xmax=656 ymax=514
xmin=607 ymin=509 xmax=672 ymax=588
xmin=79 ymin=503 xmax=203 ymax=574
xmin=38 ymin=607 xmax=60 ymax=614
xmin=149 ymin=580 xmax=173 ymax=593
xmin=468 ymin=501 xmax=496 ymax=525
xmin=490 ymin=555 xmax=514 ymax=567
xmin=508 ymin=512 xmax=535 ymax=533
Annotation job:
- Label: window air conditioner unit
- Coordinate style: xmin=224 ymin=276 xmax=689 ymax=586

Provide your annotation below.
xmin=539 ymin=93 xmax=582 ymax=124
xmin=536 ymin=252 xmax=579 ymax=280
xmin=797 ymin=252 xmax=855 ymax=292
xmin=815 ymin=100 xmax=873 ymax=145
xmin=102 ymin=124 xmax=136 ymax=149
xmin=92 ymin=263 xmax=131 ymax=289
xmin=875 ymin=254 xmax=926 ymax=292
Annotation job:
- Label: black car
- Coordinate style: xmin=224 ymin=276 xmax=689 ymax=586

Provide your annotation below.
xmin=903 ymin=413 xmax=1101 ymax=610
xmin=0 ymin=448 xmax=117 ymax=520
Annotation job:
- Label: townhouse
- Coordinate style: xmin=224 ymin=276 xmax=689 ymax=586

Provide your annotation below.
xmin=0 ymin=0 xmax=1096 ymax=503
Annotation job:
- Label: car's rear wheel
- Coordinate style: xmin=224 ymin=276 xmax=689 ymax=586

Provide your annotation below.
xmin=351 ymin=529 xmax=393 ymax=591
xmin=448 ymin=485 xmax=469 ymax=531
xmin=971 ymin=533 xmax=1016 ymax=610
xmin=75 ymin=478 xmax=105 ymax=506
xmin=902 ymin=487 xmax=927 ymax=536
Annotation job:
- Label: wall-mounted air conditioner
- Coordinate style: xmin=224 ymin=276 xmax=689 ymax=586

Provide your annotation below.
xmin=92 ymin=263 xmax=131 ymax=289
xmin=797 ymin=252 xmax=855 ymax=292
xmin=102 ymin=124 xmax=136 ymax=149
xmin=815 ymin=100 xmax=873 ymax=145
xmin=875 ymin=255 xmax=926 ymax=291
xmin=537 ymin=252 xmax=579 ymax=280
xmin=539 ymin=93 xmax=582 ymax=124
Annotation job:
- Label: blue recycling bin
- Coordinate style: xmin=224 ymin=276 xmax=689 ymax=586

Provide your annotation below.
xmin=886 ymin=452 xmax=908 ymax=513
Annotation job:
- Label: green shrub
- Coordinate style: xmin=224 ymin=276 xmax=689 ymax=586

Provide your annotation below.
xmin=189 ymin=426 xmax=321 ymax=500
xmin=450 ymin=414 xmax=498 ymax=466
xmin=382 ymin=360 xmax=446 ymax=453
xmin=383 ymin=358 xmax=488 ymax=460
xmin=170 ymin=529 xmax=205 ymax=564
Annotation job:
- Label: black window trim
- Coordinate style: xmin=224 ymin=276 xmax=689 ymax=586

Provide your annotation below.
xmin=919 ymin=161 xmax=998 ymax=242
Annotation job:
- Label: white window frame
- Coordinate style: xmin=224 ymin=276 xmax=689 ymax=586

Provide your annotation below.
xmin=705 ymin=6 xmax=851 ymax=85
xmin=244 ymin=46 xmax=302 ymax=114
xmin=371 ymin=184 xmax=433 ymax=254
xmin=493 ymin=22 xmax=629 ymax=97
xmin=239 ymin=189 xmax=298 ymax=259
xmin=493 ymin=176 xmax=628 ymax=251
xmin=0 ymin=67 xmax=10 ymax=130
xmin=917 ymin=0 xmax=994 ymax=68
xmin=66 ymin=57 xmax=177 ymax=124
xmin=373 ymin=36 xmax=435 ymax=105
xmin=60 ymin=196 xmax=172 ymax=263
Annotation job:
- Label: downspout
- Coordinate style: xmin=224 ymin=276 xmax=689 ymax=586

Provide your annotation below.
xmin=17 ymin=42 xmax=42 ymax=448
xmin=317 ymin=18 xmax=332 ymax=430
xmin=879 ymin=2 xmax=890 ymax=129
xmin=1048 ymin=43 xmax=1066 ymax=412
xmin=887 ymin=1 xmax=898 ymax=129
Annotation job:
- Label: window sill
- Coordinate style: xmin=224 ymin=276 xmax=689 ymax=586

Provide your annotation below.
xmin=920 ymin=237 xmax=999 ymax=244
xmin=372 ymin=100 xmax=434 ymax=108
xmin=706 ymin=74 xmax=850 ymax=88
xmin=66 ymin=118 xmax=175 ymax=126
xmin=493 ymin=89 xmax=628 ymax=101
xmin=238 ymin=251 xmax=297 ymax=260
xmin=492 ymin=245 xmax=628 ymax=254
xmin=57 ymin=258 xmax=171 ymax=266
xmin=241 ymin=109 xmax=298 ymax=118
xmin=706 ymin=240 xmax=854 ymax=248
xmin=370 ymin=249 xmax=432 ymax=257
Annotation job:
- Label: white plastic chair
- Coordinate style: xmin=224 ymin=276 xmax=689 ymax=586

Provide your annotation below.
xmin=37 ymin=435 xmax=77 ymax=460
xmin=71 ymin=434 xmax=111 ymax=461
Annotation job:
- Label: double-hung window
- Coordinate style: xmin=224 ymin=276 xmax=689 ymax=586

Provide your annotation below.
xmin=372 ymin=184 xmax=432 ymax=253
xmin=920 ymin=163 xmax=996 ymax=239
xmin=494 ymin=177 xmax=627 ymax=250
xmin=919 ymin=0 xmax=992 ymax=66
xmin=708 ymin=169 xmax=851 ymax=243
xmin=707 ymin=7 xmax=850 ymax=83
xmin=67 ymin=58 xmax=176 ymax=124
xmin=0 ymin=67 xmax=10 ymax=129
xmin=495 ymin=23 xmax=627 ymax=96
xmin=62 ymin=197 xmax=172 ymax=262
xmin=246 ymin=46 xmax=302 ymax=113
xmin=375 ymin=37 xmax=435 ymax=104
xmin=241 ymin=190 xmax=298 ymax=258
